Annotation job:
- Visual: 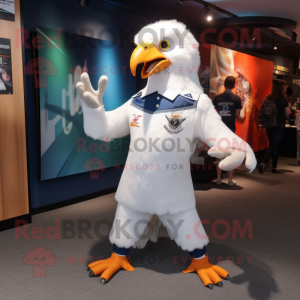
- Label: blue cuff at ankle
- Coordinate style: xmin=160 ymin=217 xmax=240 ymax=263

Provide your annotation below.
xmin=189 ymin=246 xmax=206 ymax=258
xmin=113 ymin=244 xmax=130 ymax=256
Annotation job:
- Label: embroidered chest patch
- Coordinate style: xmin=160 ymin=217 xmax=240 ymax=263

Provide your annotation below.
xmin=130 ymin=114 xmax=142 ymax=127
xmin=164 ymin=114 xmax=186 ymax=134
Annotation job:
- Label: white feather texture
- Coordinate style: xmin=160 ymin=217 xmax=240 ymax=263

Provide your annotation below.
xmin=78 ymin=19 xmax=257 ymax=218
xmin=133 ymin=215 xmax=161 ymax=249
xmin=110 ymin=204 xmax=209 ymax=251
xmin=77 ymin=19 xmax=257 ymax=250
xmin=134 ymin=19 xmax=203 ymax=96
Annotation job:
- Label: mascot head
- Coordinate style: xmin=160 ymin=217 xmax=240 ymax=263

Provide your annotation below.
xmin=130 ymin=20 xmax=200 ymax=79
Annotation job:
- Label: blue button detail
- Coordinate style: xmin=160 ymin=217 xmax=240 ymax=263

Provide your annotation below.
xmin=132 ymin=92 xmax=196 ymax=114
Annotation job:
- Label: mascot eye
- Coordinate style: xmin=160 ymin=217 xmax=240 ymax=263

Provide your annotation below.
xmin=159 ymin=38 xmax=174 ymax=52
xmin=160 ymin=40 xmax=169 ymax=49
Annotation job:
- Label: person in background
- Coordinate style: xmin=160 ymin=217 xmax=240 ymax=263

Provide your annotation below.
xmin=286 ymin=87 xmax=296 ymax=124
xmin=259 ymin=80 xmax=292 ymax=174
xmin=286 ymin=87 xmax=294 ymax=107
xmin=213 ymin=76 xmax=242 ymax=186
xmin=295 ymin=110 xmax=300 ymax=166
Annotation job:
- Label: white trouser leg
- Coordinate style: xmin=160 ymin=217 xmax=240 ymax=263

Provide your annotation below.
xmin=109 ymin=203 xmax=153 ymax=249
xmin=158 ymin=208 xmax=209 ymax=252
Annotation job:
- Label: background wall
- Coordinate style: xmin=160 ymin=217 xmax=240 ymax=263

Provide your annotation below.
xmin=21 ymin=0 xmax=152 ymax=210
xmin=202 ymin=33 xmax=300 ymax=96
xmin=270 ymin=54 xmax=300 ymax=98
xmin=0 ymin=0 xmax=29 ymax=221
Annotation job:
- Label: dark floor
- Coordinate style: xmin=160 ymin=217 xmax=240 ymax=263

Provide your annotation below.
xmin=0 ymin=157 xmax=299 ymax=300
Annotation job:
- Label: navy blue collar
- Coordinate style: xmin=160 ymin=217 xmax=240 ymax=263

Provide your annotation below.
xmin=132 ymin=91 xmax=197 ymax=114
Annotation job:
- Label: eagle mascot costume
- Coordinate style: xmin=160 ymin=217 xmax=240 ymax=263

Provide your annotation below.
xmin=76 ymin=20 xmax=256 ymax=289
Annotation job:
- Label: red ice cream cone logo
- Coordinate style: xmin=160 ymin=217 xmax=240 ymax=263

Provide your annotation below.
xmin=24 ymin=247 xmax=56 ymax=277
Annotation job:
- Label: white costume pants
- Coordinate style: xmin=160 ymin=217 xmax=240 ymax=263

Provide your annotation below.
xmin=109 ymin=203 xmax=209 ymax=252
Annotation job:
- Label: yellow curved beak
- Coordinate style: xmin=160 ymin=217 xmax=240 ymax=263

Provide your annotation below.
xmin=130 ymin=44 xmax=171 ymax=79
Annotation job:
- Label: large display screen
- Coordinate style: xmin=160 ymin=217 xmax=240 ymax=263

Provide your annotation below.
xmin=209 ymin=45 xmax=274 ymax=152
xmin=32 ymin=27 xmax=136 ymax=180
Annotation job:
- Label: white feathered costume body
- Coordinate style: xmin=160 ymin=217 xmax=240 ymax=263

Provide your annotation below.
xmin=77 ymin=20 xmax=256 ymax=286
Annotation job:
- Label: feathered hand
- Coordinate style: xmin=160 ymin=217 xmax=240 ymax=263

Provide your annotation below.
xmin=76 ymin=73 xmax=108 ymax=109
xmin=208 ymin=147 xmax=256 ymax=172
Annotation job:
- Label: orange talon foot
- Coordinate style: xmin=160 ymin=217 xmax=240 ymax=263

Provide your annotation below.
xmin=87 ymin=253 xmax=134 ymax=283
xmin=183 ymin=254 xmax=229 ymax=288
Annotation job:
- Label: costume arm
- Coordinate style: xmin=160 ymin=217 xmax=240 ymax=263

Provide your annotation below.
xmin=81 ymin=99 xmax=130 ymax=141
xmin=77 ymin=73 xmax=130 ymax=141
xmin=195 ymin=93 xmax=256 ymax=172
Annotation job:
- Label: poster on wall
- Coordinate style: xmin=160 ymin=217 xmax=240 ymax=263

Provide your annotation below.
xmin=0 ymin=0 xmax=15 ymax=22
xmin=31 ymin=27 xmax=136 ymax=180
xmin=0 ymin=37 xmax=13 ymax=94
xmin=209 ymin=45 xmax=274 ymax=152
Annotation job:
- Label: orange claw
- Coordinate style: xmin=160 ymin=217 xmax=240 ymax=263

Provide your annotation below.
xmin=88 ymin=253 xmax=134 ymax=284
xmin=183 ymin=254 xmax=229 ymax=288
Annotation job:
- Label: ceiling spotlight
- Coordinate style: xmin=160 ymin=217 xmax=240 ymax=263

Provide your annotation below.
xmin=175 ymin=0 xmax=184 ymax=8
xmin=272 ymin=41 xmax=277 ymax=50
xmin=204 ymin=7 xmax=213 ymax=22
xmin=79 ymin=0 xmax=89 ymax=6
